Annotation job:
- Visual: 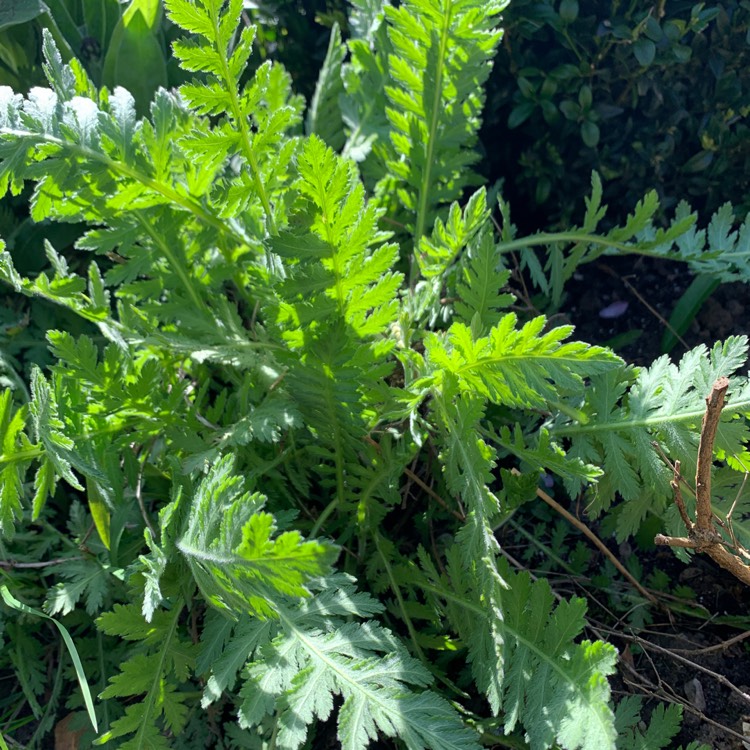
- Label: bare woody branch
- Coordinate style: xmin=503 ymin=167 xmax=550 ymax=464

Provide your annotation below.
xmin=655 ymin=376 xmax=750 ymax=586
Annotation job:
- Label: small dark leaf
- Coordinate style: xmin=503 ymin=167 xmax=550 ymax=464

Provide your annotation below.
xmin=540 ymin=99 xmax=559 ymax=124
xmin=672 ymin=44 xmax=692 ymax=63
xmin=508 ymin=101 xmax=536 ymax=129
xmin=559 ymin=0 xmax=579 ymax=24
xmin=663 ymin=19 xmax=683 ymax=41
xmin=581 ymin=120 xmax=600 ymax=147
xmin=578 ymin=84 xmax=592 ymax=110
xmin=681 ymin=150 xmax=714 ymax=173
xmin=550 ymin=63 xmax=580 ymax=81
xmin=692 ymin=7 xmax=719 ymax=32
xmin=633 ymin=38 xmax=656 ymax=67
xmin=518 ymin=65 xmax=543 ymax=77
xmin=540 ymin=77 xmax=558 ymax=97
xmin=644 ymin=17 xmax=662 ymax=41
xmin=517 ymin=76 xmax=536 ymax=98
xmin=612 ymin=24 xmax=632 ymax=40
xmin=559 ymin=99 xmax=579 ymax=120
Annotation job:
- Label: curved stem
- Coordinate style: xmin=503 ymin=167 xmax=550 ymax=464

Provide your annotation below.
xmin=496 ymin=231 xmax=687 ymax=259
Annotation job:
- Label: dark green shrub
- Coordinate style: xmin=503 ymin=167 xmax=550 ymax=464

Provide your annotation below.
xmin=483 ymin=0 xmax=750 ymax=228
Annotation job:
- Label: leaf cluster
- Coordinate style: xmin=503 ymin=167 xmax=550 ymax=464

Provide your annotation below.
xmin=483 ymin=0 xmax=750 ymax=227
xmin=0 ymin=1 xmax=747 ymax=749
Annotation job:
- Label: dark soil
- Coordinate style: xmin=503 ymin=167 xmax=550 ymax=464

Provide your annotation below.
xmin=555 ymin=255 xmax=750 ymax=748
xmin=562 ymin=255 xmax=749 ymax=367
xmin=617 ymin=552 xmax=750 ymax=749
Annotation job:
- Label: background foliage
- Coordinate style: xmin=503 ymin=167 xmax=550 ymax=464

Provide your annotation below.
xmin=0 ymin=0 xmax=748 ymax=749
xmin=484 ymin=0 xmax=750 ymax=228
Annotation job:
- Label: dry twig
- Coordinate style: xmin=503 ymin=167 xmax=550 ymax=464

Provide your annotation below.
xmin=512 ymin=469 xmax=659 ymax=605
xmin=655 ymin=377 xmax=750 ymax=586
xmin=601 ymin=626 xmax=750 ymax=745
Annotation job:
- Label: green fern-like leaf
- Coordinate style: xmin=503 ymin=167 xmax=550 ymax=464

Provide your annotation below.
xmin=177 ymin=456 xmax=336 ymax=618
xmin=96 ymin=602 xmax=196 ymax=748
xmin=417 ymin=544 xmax=617 ymax=750
xmin=28 ymin=366 xmax=83 ymax=516
xmin=642 ymin=200 xmax=750 ymax=284
xmin=234 ymin=577 xmax=482 ymax=750
xmin=417 ymin=188 xmax=489 ymax=280
xmin=166 ymin=0 xmax=303 ymax=231
xmin=424 ymin=315 xmax=622 ymax=409
xmin=491 ymin=424 xmax=604 ymax=491
xmin=44 ymin=558 xmax=110 ymax=616
xmin=454 ymin=226 xmax=514 ymax=332
xmin=341 ymin=33 xmax=392 ymax=166
xmin=0 ymin=389 xmax=30 ymax=538
xmin=421 ymin=320 xmax=622 ymax=748
xmin=272 ymin=134 xmax=402 ymax=340
xmin=198 ymin=610 xmax=273 ymax=707
xmin=382 ymin=0 xmax=505 ymax=250
xmin=184 ymin=459 xmax=478 ymax=749
xmin=614 ymin=697 xmax=683 ymax=750
xmin=503 ymin=173 xmax=696 ymax=305
xmin=307 ymin=23 xmax=346 ymax=151
xmin=502 ymin=173 xmax=750 ymax=305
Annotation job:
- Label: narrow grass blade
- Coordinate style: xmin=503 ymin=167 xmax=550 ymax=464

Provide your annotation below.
xmin=0 ymin=586 xmax=98 ymax=732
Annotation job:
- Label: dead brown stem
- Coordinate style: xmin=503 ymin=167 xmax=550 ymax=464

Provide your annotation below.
xmin=695 ymin=377 xmax=728 ymax=528
xmin=655 ymin=377 xmax=750 ymax=587
xmin=515 ymin=470 xmax=658 ymax=605
xmin=654 ymin=534 xmax=695 ymax=549
xmin=671 ymin=629 xmax=750 ymax=655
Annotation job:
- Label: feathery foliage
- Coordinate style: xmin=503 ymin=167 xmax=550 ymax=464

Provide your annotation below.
xmin=177 ymin=456 xmax=337 ymax=619
xmin=502 ymin=172 xmax=750 ymax=306
xmin=0 ymin=0 xmax=748 ymax=748
xmin=552 ymin=336 xmax=750 ymax=539
xmin=381 ymin=0 xmax=505 ymax=253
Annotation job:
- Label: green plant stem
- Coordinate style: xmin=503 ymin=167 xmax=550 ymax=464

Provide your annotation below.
xmin=136 ymin=213 xmax=208 ymax=314
xmin=551 ymin=393 xmax=750 ymax=436
xmin=372 ymin=532 xmax=426 ymax=662
xmin=309 ymin=498 xmax=338 ymax=538
xmin=267 ymin=719 xmax=279 ymax=750
xmin=411 ymin=2 xmax=453 ymax=286
xmin=561 ymin=28 xmax=585 ymax=63
xmin=0 ymin=446 xmax=43 ymax=467
xmin=496 ymin=230 xmax=693 ymax=260
xmin=209 ymin=9 xmax=277 ymax=236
